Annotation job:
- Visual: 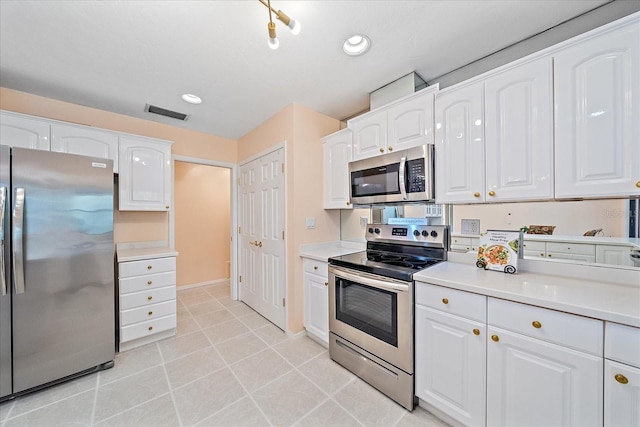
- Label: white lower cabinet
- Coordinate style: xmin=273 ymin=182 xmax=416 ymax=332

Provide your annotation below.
xmin=302 ymin=258 xmax=329 ymax=346
xmin=118 ymin=255 xmax=177 ymax=351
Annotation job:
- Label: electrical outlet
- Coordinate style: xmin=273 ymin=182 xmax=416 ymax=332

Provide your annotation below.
xmin=360 ymin=217 xmax=368 ymax=228
xmin=305 ymin=217 xmax=316 ymax=229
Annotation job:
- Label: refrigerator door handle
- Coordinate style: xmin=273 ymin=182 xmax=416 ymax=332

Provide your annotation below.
xmin=0 ymin=186 xmax=6 ymax=296
xmin=13 ymin=187 xmax=25 ymax=294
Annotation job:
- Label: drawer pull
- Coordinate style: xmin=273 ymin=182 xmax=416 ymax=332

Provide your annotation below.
xmin=379 ymin=148 xmax=384 ymax=153
xmin=148 ymin=326 xmax=153 ymax=331
xmin=314 ymin=266 xmax=318 ymax=270
xmin=147 ymin=280 xmax=152 ymax=285
xmin=147 ymin=265 xmax=152 ymax=270
xmin=615 ymin=374 xmax=629 ymax=385
xmin=473 ymin=192 xmax=480 ymax=198
xmin=532 ymin=321 xmax=542 ymax=329
xmin=540 ymin=253 xmax=545 ymax=257
xmin=148 ymin=311 xmax=153 ymax=316
xmin=491 ymin=335 xmax=499 ymax=342
xmin=473 ymin=329 xmax=480 ymax=336
xmin=147 ymin=296 xmax=153 ymax=301
xmin=488 ymin=191 xmax=496 ymax=197
xmin=442 ymin=298 xmax=449 ymax=305
xmin=548 ymin=254 xmax=552 ymax=257
xmin=324 ymin=282 xmax=328 ymax=287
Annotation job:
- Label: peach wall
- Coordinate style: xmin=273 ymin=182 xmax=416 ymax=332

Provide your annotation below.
xmin=174 ymin=161 xmax=230 ymax=287
xmin=0 ymin=87 xmax=238 ymax=243
xmin=238 ymin=103 xmax=341 ymax=333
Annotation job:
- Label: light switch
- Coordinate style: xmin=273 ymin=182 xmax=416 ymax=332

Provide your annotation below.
xmin=306 ymin=217 xmax=316 ymax=229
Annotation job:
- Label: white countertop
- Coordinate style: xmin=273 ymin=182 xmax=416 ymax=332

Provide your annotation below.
xmin=451 ymin=233 xmax=640 ymax=248
xmin=299 ymin=241 xmax=365 ymax=262
xmin=414 ymin=260 xmax=640 ymax=327
xmin=117 ymin=241 xmax=178 ymax=262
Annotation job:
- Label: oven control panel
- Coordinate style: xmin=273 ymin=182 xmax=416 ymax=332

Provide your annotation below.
xmin=366 ymin=224 xmax=449 ymax=248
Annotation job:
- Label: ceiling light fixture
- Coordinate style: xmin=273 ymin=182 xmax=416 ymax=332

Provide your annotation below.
xmin=343 ymin=35 xmax=371 ymax=56
xmin=181 ymin=93 xmax=202 ymax=104
xmin=258 ymin=0 xmax=301 ymax=50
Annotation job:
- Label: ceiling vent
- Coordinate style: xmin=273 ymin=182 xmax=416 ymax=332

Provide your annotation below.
xmin=144 ymin=104 xmax=189 ymax=121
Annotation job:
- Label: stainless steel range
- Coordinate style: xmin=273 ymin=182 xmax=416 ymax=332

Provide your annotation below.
xmin=328 ymin=223 xmax=449 ymax=410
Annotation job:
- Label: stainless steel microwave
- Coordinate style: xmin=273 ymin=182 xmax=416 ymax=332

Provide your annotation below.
xmin=349 ymin=144 xmax=435 ymax=205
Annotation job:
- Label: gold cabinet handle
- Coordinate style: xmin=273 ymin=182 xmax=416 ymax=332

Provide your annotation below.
xmin=346 ymin=201 xmax=351 ymax=206
xmin=147 ymin=280 xmax=152 ymax=285
xmin=147 ymin=296 xmax=153 ymax=301
xmin=540 ymin=253 xmax=545 ymax=257
xmin=147 ymin=265 xmax=152 ymax=270
xmin=148 ymin=311 xmax=153 ymax=316
xmin=442 ymin=298 xmax=449 ymax=304
xmin=548 ymin=254 xmax=552 ymax=257
xmin=636 ymin=181 xmax=640 ymax=188
xmin=388 ymin=146 xmax=393 ymax=151
xmin=615 ymin=374 xmax=629 ymax=384
xmin=473 ymin=192 xmax=480 ymax=198
xmin=473 ymin=329 xmax=480 ymax=336
xmin=148 ymin=326 xmax=153 ymax=331
xmin=488 ymin=191 xmax=496 ymax=197
xmin=324 ymin=282 xmax=328 ymax=287
xmin=532 ymin=321 xmax=542 ymax=329
xmin=314 ymin=266 xmax=318 ymax=270
xmin=165 ymin=205 xmax=170 ymax=209
xmin=491 ymin=335 xmax=499 ymax=342
xmin=379 ymin=148 xmax=384 ymax=153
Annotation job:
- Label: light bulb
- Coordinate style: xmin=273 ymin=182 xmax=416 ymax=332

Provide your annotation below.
xmin=268 ymin=37 xmax=279 ymax=50
xmin=288 ymin=19 xmax=301 ymax=35
xmin=268 ymin=21 xmax=279 ymax=50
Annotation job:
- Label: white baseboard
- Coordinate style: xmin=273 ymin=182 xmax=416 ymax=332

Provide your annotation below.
xmin=177 ymin=279 xmax=230 ymax=291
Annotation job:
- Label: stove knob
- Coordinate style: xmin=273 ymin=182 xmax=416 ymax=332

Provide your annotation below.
xmin=430 ymin=230 xmax=438 ymax=238
xmin=368 ymin=227 xmax=374 ymax=234
xmin=374 ymin=228 xmax=381 ymax=234
xmin=422 ymin=230 xmax=428 ymax=237
xmin=413 ymin=230 xmax=420 ymax=237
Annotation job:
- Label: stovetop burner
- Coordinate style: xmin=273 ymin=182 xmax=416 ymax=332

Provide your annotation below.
xmin=329 ymin=224 xmax=449 ymax=282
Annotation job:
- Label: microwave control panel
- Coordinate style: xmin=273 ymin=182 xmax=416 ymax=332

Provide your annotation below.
xmin=406 ymin=159 xmax=425 ymax=193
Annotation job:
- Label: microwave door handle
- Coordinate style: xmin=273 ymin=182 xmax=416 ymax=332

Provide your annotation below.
xmin=13 ymin=188 xmax=25 ymax=295
xmin=399 ymin=156 xmax=408 ymax=200
xmin=0 ymin=187 xmax=5 ymax=296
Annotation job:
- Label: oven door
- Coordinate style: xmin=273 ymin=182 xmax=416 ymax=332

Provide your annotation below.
xmin=328 ymin=265 xmax=413 ymax=373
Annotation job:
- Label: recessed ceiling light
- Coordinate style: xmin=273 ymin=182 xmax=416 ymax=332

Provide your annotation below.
xmin=181 ymin=93 xmax=202 ymax=104
xmin=343 ymin=35 xmax=371 ymax=56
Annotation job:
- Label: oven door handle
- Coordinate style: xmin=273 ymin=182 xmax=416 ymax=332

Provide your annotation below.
xmin=331 ymin=267 xmax=410 ymax=293
xmin=398 ymin=155 xmax=408 ymax=200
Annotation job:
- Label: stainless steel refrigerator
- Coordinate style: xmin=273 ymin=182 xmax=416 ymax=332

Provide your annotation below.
xmin=0 ymin=145 xmax=115 ymax=400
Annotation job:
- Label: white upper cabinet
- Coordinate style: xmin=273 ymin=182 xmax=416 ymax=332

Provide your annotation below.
xmin=350 ymin=87 xmax=437 ymax=161
xmin=0 ymin=111 xmax=50 ymax=150
xmin=484 ymin=56 xmax=554 ymax=202
xmin=322 ymin=129 xmax=353 ymax=209
xmin=51 ymin=123 xmax=119 ymax=173
xmin=119 ymin=136 xmax=173 ymax=211
xmin=434 ymin=82 xmax=485 ymax=203
xmin=554 ymin=17 xmax=640 ymax=198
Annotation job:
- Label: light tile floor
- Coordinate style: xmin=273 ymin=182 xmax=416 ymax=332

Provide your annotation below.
xmin=0 ymin=282 xmax=450 ymax=427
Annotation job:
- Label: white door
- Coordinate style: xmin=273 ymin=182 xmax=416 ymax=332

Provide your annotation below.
xmin=487 ymin=327 xmax=603 ymax=427
xmin=322 ymin=129 xmax=353 ymax=209
xmin=238 ymin=148 xmax=285 ymax=329
xmin=387 ymin=90 xmax=435 ymax=151
xmin=604 ymin=360 xmax=640 ymax=427
xmin=434 ymin=82 xmax=485 ymax=203
xmin=484 ymin=56 xmax=554 ymax=202
xmin=51 ymin=123 xmax=119 ymax=172
xmin=350 ymin=109 xmax=388 ymax=161
xmin=554 ymin=21 xmax=640 ymax=198
xmin=415 ymin=305 xmax=486 ymax=427
xmin=303 ymin=271 xmax=328 ymax=345
xmin=0 ymin=112 xmax=50 ymax=150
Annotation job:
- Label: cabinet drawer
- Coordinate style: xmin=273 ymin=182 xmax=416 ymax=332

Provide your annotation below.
xmin=120 ymin=300 xmax=176 ymax=326
xmin=416 ymin=282 xmax=486 ymax=323
xmin=119 ymin=271 xmax=176 ymax=294
xmin=605 ymin=322 xmax=640 ymax=367
xmin=120 ymin=314 xmax=176 ymax=343
xmin=522 ymin=240 xmax=546 ymax=251
xmin=119 ymin=257 xmax=176 ymax=278
xmin=119 ymin=286 xmax=176 ymax=310
xmin=488 ymin=298 xmax=603 ymax=355
xmin=451 ymin=237 xmax=472 ymax=246
xmin=545 ymin=242 xmax=595 ymax=256
xmin=303 ymin=259 xmax=328 ymax=277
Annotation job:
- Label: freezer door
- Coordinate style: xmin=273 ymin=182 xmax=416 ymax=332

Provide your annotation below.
xmin=0 ymin=145 xmax=12 ymax=399
xmin=11 ymin=148 xmax=115 ymax=393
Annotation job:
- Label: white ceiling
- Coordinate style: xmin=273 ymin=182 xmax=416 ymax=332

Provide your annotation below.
xmin=0 ymin=0 xmax=615 ymax=140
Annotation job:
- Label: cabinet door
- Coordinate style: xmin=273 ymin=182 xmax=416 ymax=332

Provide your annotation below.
xmin=485 ymin=57 xmax=553 ymax=202
xmin=350 ymin=110 xmax=387 ymax=161
xmin=51 ymin=124 xmax=119 ymax=173
xmin=323 ymin=130 xmax=353 ymax=209
xmin=545 ymin=252 xmax=596 ymax=263
xmin=0 ymin=112 xmax=50 ymax=150
xmin=415 ymin=305 xmax=486 ymax=427
xmin=555 ymin=21 xmax=640 ymax=198
xmin=605 ymin=360 xmax=640 ymax=427
xmin=387 ymin=90 xmax=434 ymax=151
xmin=435 ymin=82 xmax=485 ymax=203
xmin=487 ymin=327 xmax=603 ymax=427
xmin=119 ymin=137 xmax=172 ymax=211
xmin=596 ymin=245 xmax=635 ymax=267
xmin=304 ymin=272 xmax=329 ymax=345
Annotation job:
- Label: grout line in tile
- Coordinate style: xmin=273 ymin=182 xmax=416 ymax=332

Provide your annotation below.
xmin=156 ymin=341 xmax=184 ymax=427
